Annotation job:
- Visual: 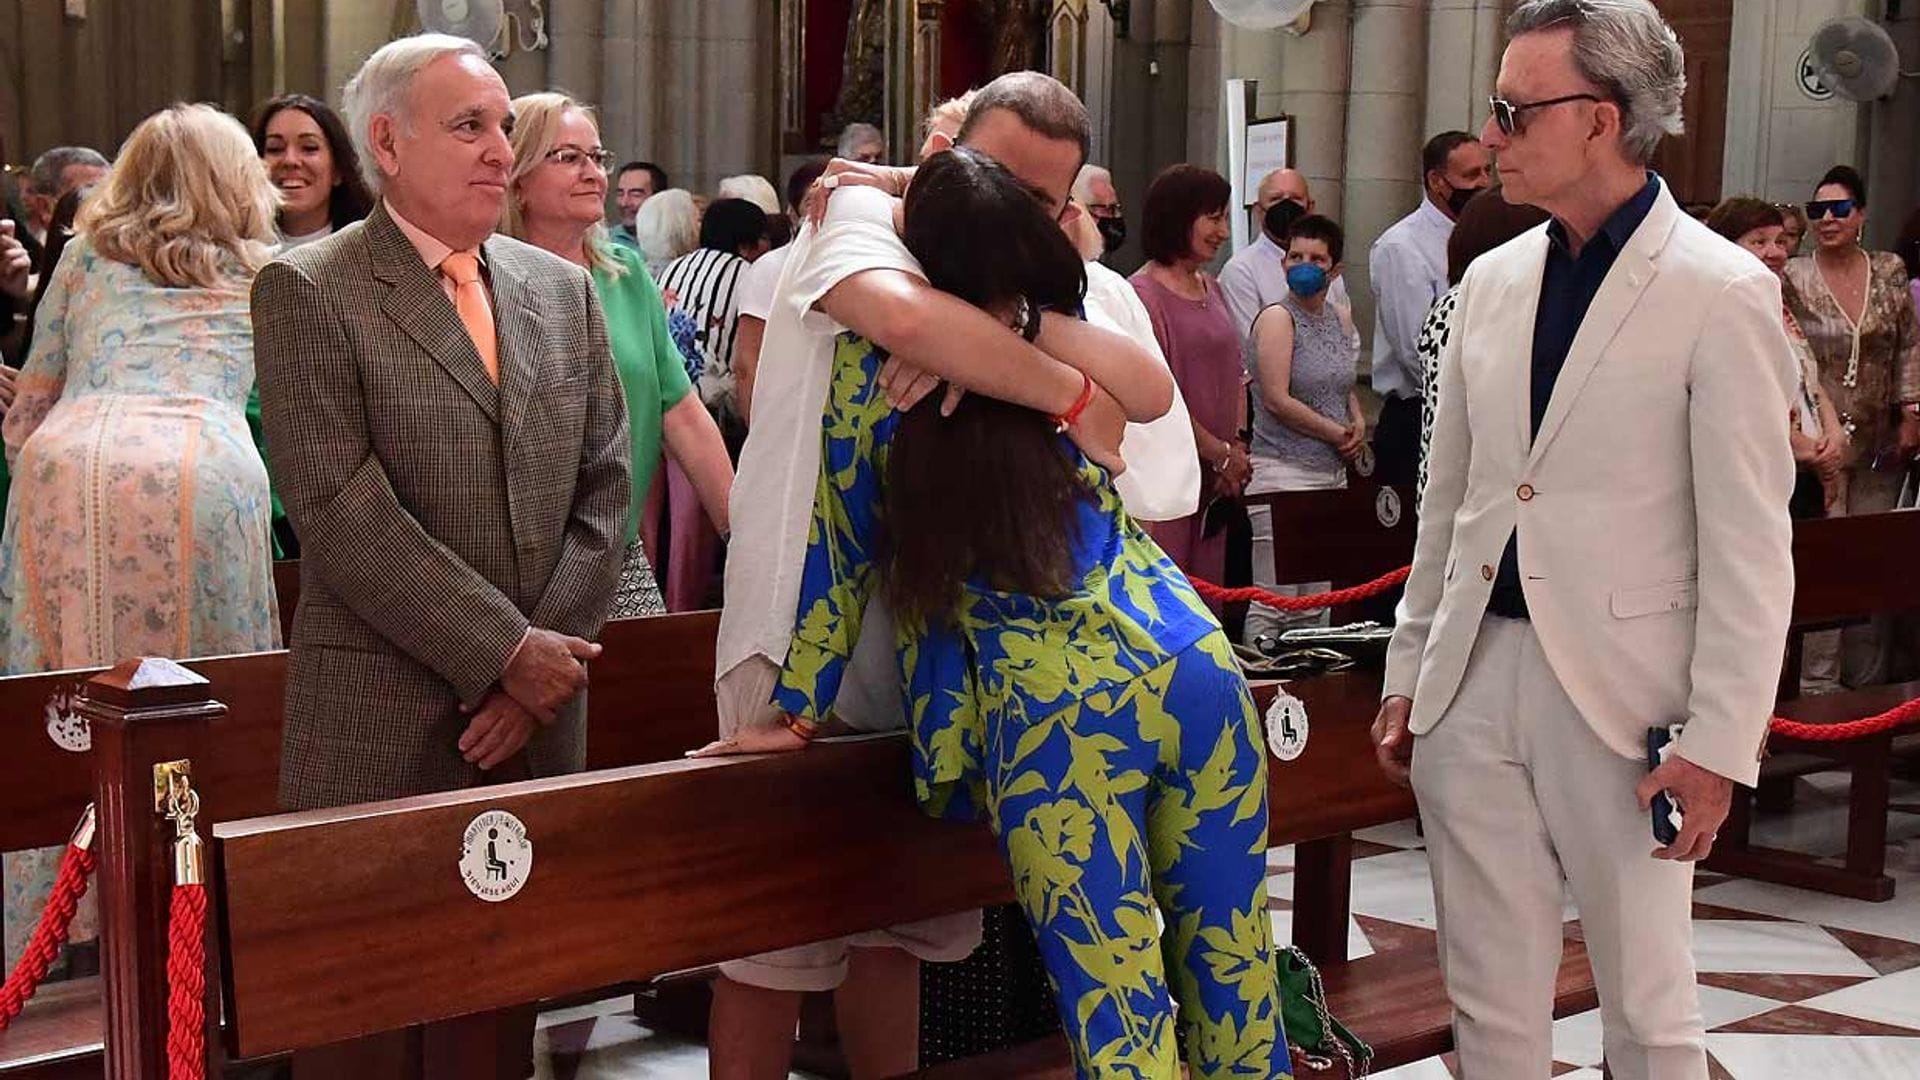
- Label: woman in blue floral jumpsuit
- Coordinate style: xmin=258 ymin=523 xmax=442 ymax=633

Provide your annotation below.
xmin=726 ymin=148 xmax=1290 ymax=1079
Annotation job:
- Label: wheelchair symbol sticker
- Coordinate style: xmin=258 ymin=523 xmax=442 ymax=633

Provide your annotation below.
xmin=44 ymin=684 xmax=89 ymax=753
xmin=460 ymin=810 xmax=532 ymax=902
xmin=1376 ymin=487 xmax=1402 ymax=528
xmin=1265 ymin=690 xmax=1310 ymax=762
xmin=1353 ymin=445 xmax=1376 ymax=478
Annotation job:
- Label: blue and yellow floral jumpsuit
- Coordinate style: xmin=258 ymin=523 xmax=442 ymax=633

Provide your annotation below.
xmin=771 ymin=331 xmax=1293 ymax=1080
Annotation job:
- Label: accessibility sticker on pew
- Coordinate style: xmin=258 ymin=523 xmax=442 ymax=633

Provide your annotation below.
xmin=459 ymin=810 xmax=533 ymax=902
xmin=1265 ymin=690 xmax=1309 ymax=762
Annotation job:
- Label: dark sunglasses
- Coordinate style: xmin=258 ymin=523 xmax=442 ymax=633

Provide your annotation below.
xmin=1805 ymin=198 xmax=1856 ymax=221
xmin=1488 ymin=93 xmax=1602 ymax=136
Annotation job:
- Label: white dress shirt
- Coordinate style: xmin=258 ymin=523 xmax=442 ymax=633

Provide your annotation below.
xmin=1369 ymin=198 xmax=1454 ymax=400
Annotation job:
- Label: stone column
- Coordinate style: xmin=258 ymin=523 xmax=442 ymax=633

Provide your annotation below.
xmin=1104 ymin=0 xmax=1195 ymax=273
xmin=543 ymin=0 xmax=606 ymax=104
xmin=1424 ymin=0 xmax=1501 ymax=135
xmin=1272 ymin=0 xmax=1353 ymax=225
xmin=1083 ymin=0 xmax=1118 ymax=164
xmin=598 ymin=0 xmax=777 ymax=197
xmin=1340 ymin=0 xmax=1426 ymax=357
xmin=1865 ymin=7 xmax=1919 ymax=251
xmin=1202 ymin=4 xmax=1340 ymax=239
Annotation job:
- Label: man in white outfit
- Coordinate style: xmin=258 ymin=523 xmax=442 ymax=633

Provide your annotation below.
xmin=1373 ymin=2 xmax=1797 ymax=1077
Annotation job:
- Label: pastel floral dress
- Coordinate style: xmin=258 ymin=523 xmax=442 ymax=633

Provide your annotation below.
xmin=772 ymin=331 xmax=1292 ymax=1080
xmin=0 ymin=239 xmax=278 ymax=968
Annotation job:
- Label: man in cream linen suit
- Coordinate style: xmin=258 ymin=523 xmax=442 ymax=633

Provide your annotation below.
xmin=1372 ymin=3 xmax=1796 ymax=1077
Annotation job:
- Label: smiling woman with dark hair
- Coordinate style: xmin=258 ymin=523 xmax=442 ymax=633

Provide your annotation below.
xmin=1129 ymin=164 xmax=1244 ymax=596
xmin=701 ymin=146 xmax=1291 ymax=1079
xmin=249 ymin=94 xmax=374 ymax=246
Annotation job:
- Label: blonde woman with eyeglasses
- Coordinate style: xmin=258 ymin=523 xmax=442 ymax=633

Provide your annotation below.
xmin=502 ymin=92 xmax=732 ymax=617
xmin=0 ymin=103 xmax=282 ymax=972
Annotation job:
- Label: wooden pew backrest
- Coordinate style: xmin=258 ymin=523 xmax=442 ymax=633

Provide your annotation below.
xmin=0 ymin=653 xmax=286 ymax=854
xmin=212 ymin=737 xmax=1011 ymax=1058
xmin=0 ymin=612 xmax=722 ymax=854
xmin=1244 ymin=483 xmax=1415 ymax=588
xmin=1789 ymin=509 xmax=1920 ymax=625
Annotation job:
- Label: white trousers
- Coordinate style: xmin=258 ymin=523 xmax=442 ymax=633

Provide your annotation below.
xmin=1411 ymin=616 xmax=1706 ymax=1080
xmin=1243 ymin=454 xmax=1347 ymax=645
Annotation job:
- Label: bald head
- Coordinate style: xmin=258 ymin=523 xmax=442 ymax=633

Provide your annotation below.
xmin=1257 ymin=168 xmax=1312 ymax=214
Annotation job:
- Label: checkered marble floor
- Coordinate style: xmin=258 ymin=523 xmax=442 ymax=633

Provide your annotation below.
xmin=534 ymin=770 xmax=1920 ymax=1079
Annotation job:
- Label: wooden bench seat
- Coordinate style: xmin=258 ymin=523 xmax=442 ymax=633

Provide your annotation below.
xmin=1711 ymin=678 xmax=1920 ymax=902
xmin=908 ymin=937 xmax=1600 ymax=1077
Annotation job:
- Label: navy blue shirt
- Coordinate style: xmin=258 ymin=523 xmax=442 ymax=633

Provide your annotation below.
xmin=1487 ymin=174 xmax=1662 ymax=619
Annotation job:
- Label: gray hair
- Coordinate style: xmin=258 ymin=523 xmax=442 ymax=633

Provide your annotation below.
xmin=836 ymin=123 xmax=884 ymax=158
xmin=1071 ymin=164 xmax=1112 ymax=205
xmin=29 ymin=146 xmax=109 ymax=195
xmin=717 ymin=174 xmax=781 ymax=217
xmin=341 ymin=33 xmax=491 ymax=193
xmin=634 ymin=188 xmax=699 ymax=271
xmin=1507 ymin=0 xmax=1685 ymax=164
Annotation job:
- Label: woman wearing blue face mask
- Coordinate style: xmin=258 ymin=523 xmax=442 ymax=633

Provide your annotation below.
xmin=1241 ymin=214 xmax=1364 ymax=645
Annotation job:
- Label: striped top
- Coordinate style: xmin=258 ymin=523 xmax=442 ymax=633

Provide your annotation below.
xmin=655 ymin=246 xmax=751 ymax=419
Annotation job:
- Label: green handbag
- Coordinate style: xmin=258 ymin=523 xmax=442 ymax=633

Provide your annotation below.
xmin=1278 ymin=945 xmax=1374 ymax=1077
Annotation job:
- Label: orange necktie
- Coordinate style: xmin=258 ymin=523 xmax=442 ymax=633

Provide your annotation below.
xmin=439 ymin=250 xmax=499 ymax=384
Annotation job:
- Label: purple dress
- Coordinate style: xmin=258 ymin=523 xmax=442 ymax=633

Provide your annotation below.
xmin=1129 ymin=271 xmax=1244 ymax=597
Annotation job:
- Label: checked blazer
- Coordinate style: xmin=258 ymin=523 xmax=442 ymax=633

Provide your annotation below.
xmin=252 ymin=203 xmax=631 ymax=810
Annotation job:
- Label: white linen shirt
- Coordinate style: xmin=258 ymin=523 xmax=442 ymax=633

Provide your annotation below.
xmin=1369 ymin=198 xmax=1454 ymax=400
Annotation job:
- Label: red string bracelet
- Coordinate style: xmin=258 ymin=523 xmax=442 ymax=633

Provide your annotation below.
xmin=1053 ymin=371 xmax=1096 ymax=433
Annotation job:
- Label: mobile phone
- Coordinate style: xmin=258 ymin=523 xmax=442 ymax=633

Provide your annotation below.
xmin=1646 ymin=723 xmax=1684 ymax=846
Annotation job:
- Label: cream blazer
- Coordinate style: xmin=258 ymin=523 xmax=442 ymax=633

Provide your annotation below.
xmin=1384 ymin=183 xmax=1798 ymax=786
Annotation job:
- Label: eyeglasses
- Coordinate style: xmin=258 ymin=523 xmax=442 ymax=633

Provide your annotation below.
xmin=1487 ymin=93 xmax=1602 ymax=136
xmin=1084 ymin=201 xmax=1123 ymax=218
xmin=545 ymin=145 xmax=613 ymax=172
xmin=1805 ymin=198 xmax=1856 ymax=221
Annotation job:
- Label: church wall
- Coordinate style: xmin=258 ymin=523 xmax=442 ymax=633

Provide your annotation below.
xmin=1723 ymin=0 xmax=1871 ymax=214
xmin=315 ymin=0 xmax=778 ymax=201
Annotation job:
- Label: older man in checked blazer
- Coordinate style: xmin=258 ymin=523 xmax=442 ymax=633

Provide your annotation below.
xmin=252 ymin=32 xmax=628 ymax=1079
xmin=253 ymin=32 xmax=629 ymax=814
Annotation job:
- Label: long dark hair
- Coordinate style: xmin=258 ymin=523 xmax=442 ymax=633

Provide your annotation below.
xmin=881 ymin=146 xmax=1090 ymax=626
xmin=249 ymin=94 xmax=374 ymax=232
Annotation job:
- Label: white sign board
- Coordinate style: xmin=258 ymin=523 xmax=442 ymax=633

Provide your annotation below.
xmin=1243 ymin=118 xmax=1292 ymax=205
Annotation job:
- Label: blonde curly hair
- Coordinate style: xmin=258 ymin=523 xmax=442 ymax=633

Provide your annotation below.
xmin=79 ymin=104 xmax=280 ymax=290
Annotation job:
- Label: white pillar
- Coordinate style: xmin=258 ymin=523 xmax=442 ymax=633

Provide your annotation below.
xmin=1341 ymin=0 xmax=1426 ymax=355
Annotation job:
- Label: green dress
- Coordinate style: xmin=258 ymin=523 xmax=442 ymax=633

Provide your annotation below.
xmin=594 ymin=243 xmax=694 ymax=616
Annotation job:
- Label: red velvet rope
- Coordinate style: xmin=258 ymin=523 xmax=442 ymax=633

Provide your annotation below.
xmin=1188 ymin=565 xmax=1412 ymax=611
xmin=0 ymin=832 xmax=95 ymax=1030
xmin=166 ymin=883 xmax=208 ymax=1080
xmin=1770 ymin=695 xmax=1920 ymax=743
xmin=1190 ymin=566 xmax=1920 ymax=744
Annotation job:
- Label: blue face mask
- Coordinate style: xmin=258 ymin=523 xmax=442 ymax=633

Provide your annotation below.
xmin=1286 ymin=263 xmax=1329 ymax=298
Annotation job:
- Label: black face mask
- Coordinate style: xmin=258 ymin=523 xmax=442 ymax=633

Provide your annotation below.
xmin=1263 ymin=198 xmax=1306 ymax=242
xmin=1446 ymin=183 xmax=1484 ymax=218
xmin=1096 ymin=216 xmax=1127 ymax=255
